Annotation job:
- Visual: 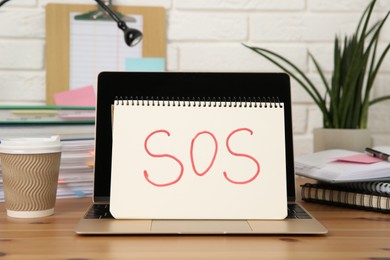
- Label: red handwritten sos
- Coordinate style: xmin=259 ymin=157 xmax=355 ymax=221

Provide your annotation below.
xmin=143 ymin=128 xmax=260 ymax=187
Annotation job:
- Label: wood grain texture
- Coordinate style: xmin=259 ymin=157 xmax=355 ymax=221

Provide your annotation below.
xmin=1 ymin=178 xmax=390 ymax=259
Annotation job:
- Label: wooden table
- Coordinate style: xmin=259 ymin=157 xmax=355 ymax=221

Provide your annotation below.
xmin=1 ymin=187 xmax=390 ymax=259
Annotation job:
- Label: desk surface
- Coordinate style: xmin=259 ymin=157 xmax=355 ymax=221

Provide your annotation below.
xmin=1 ymin=180 xmax=390 ymax=259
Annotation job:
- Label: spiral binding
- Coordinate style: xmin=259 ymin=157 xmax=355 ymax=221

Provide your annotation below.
xmin=114 ymin=96 xmax=283 ymax=108
xmin=341 ymin=181 xmax=390 ymax=195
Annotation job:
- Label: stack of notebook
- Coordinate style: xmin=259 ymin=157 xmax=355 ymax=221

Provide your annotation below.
xmin=295 ymin=147 xmax=390 ymax=213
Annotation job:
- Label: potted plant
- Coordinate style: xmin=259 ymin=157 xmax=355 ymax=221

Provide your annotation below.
xmin=243 ymin=0 xmax=390 ymax=151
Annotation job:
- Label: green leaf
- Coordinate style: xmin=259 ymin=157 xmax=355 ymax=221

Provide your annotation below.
xmin=243 ymin=44 xmax=332 ymax=121
xmin=242 ymin=0 xmax=389 ymax=129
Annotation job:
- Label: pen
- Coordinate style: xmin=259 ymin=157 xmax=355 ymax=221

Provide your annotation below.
xmin=365 ymin=147 xmax=390 ymax=162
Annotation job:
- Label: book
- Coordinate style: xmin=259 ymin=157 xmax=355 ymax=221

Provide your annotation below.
xmin=0 ymin=124 xmax=95 ymax=140
xmin=0 ymin=105 xmax=95 ymax=124
xmin=295 ymin=147 xmax=390 ymax=183
xmin=301 ymin=182 xmax=390 ymax=213
xmin=0 ymin=106 xmax=96 ymax=138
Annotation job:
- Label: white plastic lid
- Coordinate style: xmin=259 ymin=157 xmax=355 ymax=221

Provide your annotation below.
xmin=0 ymin=136 xmax=61 ymax=154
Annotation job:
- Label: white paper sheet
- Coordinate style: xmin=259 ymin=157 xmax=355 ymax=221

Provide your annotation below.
xmin=69 ymin=13 xmax=143 ymax=90
xmin=110 ymin=101 xmax=288 ymax=219
xmin=295 ymin=148 xmax=390 ymax=183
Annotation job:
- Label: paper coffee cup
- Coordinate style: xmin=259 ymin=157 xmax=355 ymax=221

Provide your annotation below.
xmin=0 ymin=136 xmax=62 ymax=218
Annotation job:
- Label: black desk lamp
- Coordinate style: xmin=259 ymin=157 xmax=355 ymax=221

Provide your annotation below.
xmin=0 ymin=0 xmax=143 ymax=47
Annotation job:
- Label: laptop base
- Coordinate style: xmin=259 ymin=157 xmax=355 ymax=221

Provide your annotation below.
xmin=75 ymin=203 xmax=327 ymax=235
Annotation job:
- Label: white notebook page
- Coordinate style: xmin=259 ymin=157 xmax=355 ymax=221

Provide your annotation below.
xmin=110 ymin=100 xmax=287 ymax=219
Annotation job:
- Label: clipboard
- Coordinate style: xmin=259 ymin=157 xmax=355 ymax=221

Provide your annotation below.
xmin=45 ymin=4 xmax=166 ymax=105
xmin=73 ymin=0 xmax=137 ymax=23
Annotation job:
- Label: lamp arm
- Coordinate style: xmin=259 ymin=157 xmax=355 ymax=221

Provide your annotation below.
xmin=94 ymin=0 xmax=128 ymax=32
xmin=0 ymin=0 xmax=11 ymax=7
xmin=94 ymin=0 xmax=121 ymax=25
xmin=0 ymin=0 xmax=142 ymax=47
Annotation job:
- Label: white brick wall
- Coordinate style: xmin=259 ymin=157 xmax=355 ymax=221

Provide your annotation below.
xmin=0 ymin=0 xmax=389 ymax=155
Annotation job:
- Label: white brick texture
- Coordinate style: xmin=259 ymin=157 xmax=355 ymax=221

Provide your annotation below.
xmin=169 ymin=12 xmax=247 ymax=41
xmin=179 ymin=43 xmax=307 ymax=72
xmin=0 ymin=71 xmax=45 ymax=101
xmin=0 ymin=0 xmax=388 ymax=154
xmin=0 ymin=10 xmax=45 ymax=38
xmin=0 ymin=40 xmax=44 ymax=69
xmin=175 ymin=0 xmax=305 ymax=11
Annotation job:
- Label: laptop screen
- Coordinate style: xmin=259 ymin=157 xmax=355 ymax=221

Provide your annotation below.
xmin=93 ymin=72 xmax=295 ymax=202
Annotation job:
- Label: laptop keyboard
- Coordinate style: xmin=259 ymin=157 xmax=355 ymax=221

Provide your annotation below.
xmin=84 ymin=203 xmax=311 ymax=220
xmin=85 ymin=204 xmax=114 ymax=219
xmin=287 ymin=204 xmax=312 ymax=219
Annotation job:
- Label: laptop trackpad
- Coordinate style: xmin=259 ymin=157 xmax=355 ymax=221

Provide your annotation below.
xmin=151 ymin=220 xmax=252 ymax=234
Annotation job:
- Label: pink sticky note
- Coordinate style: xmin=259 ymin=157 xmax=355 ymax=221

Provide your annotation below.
xmin=54 ymin=86 xmax=96 ymax=106
xmin=336 ymin=154 xmax=384 ymax=164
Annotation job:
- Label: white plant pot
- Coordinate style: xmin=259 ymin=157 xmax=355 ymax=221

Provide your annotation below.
xmin=313 ymin=128 xmax=372 ymax=152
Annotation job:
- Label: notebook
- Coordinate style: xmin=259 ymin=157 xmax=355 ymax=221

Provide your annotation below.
xmin=110 ymin=95 xmax=287 ymax=219
xmin=75 ymin=72 xmax=327 ymax=235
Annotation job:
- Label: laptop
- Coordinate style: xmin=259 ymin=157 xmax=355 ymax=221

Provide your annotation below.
xmin=75 ymin=72 xmax=328 ymax=235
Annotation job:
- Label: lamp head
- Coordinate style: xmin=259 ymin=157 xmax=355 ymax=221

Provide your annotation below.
xmin=117 ymin=20 xmax=143 ymax=47
xmin=124 ymin=28 xmax=143 ymax=47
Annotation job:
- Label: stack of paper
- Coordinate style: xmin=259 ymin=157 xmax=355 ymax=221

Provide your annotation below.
xmin=56 ymin=138 xmax=95 ymax=199
xmin=0 ymin=138 xmax=95 ymax=202
xmin=295 ymin=146 xmax=390 ymax=183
